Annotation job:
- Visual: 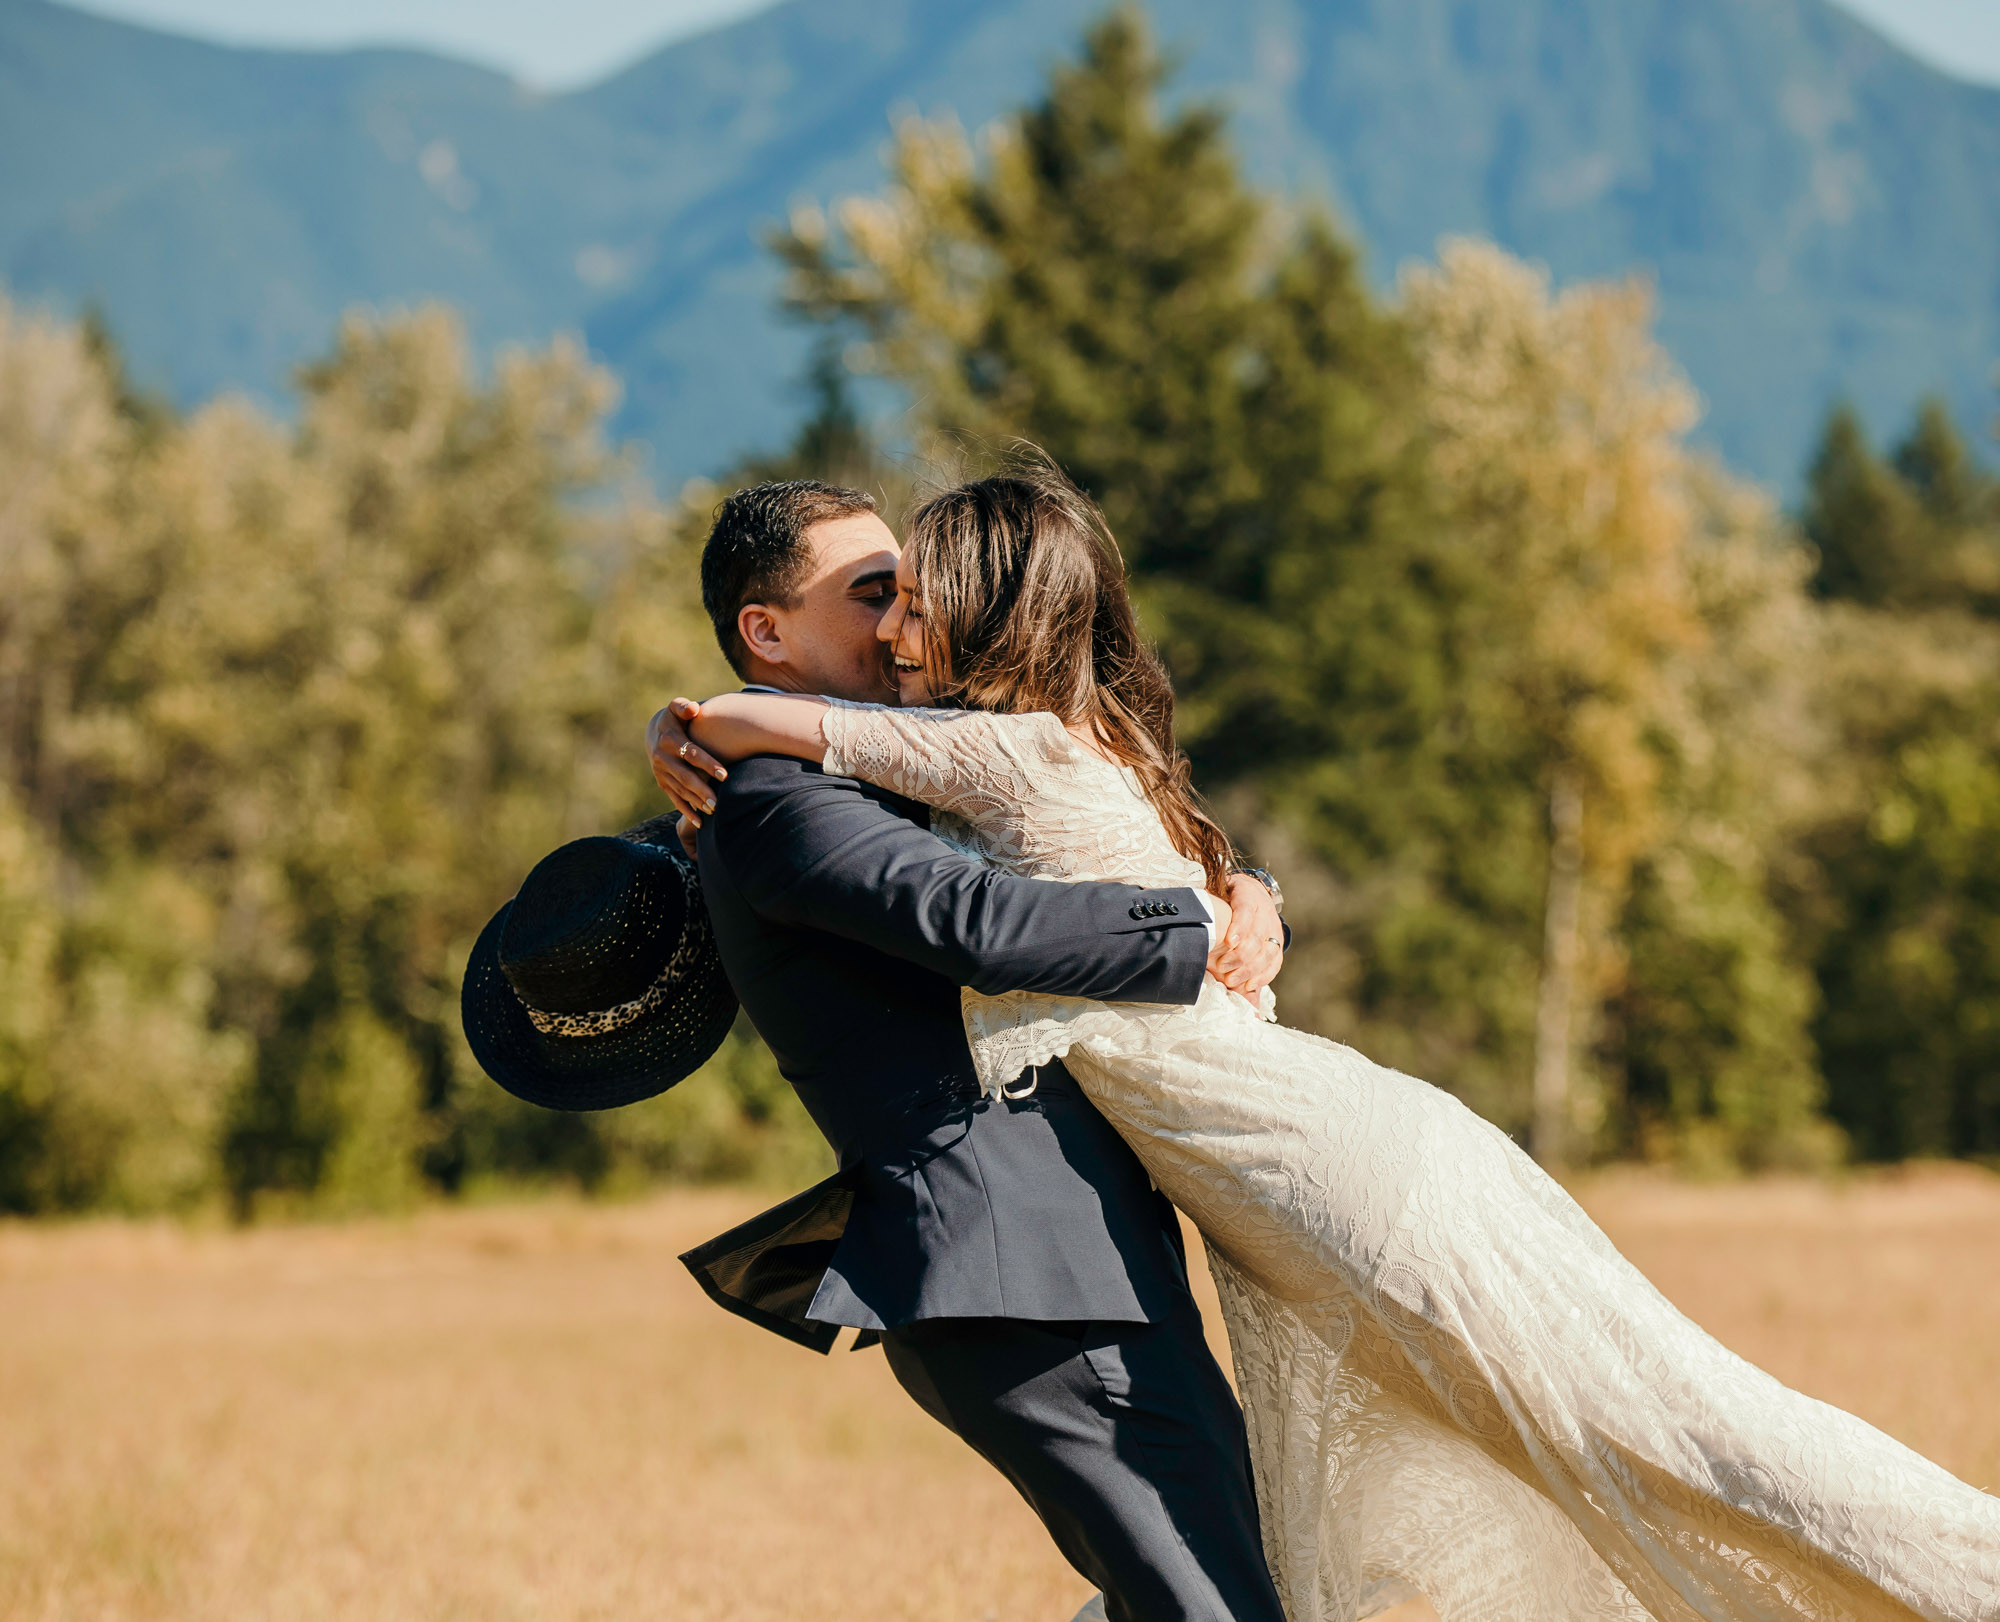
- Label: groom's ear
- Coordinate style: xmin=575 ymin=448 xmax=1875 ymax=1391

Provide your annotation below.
xmin=737 ymin=602 xmax=786 ymax=669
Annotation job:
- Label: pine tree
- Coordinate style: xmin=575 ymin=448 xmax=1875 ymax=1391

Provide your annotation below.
xmin=1893 ymin=398 xmax=1983 ymax=528
xmin=1804 ymin=398 xmax=1998 ymax=612
xmin=1803 ymin=403 xmax=1918 ymax=606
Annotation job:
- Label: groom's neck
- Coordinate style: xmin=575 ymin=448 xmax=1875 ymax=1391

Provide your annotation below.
xmin=740 ymin=655 xmax=897 ymax=705
xmin=738 ymin=659 xmax=808 ymax=695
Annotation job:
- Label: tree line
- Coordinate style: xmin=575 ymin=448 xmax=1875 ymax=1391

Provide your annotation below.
xmin=0 ymin=303 xmax=826 ymax=1214
xmin=0 ymin=7 xmax=1994 ymax=1214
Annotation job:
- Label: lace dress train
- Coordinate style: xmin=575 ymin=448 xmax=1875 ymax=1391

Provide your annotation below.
xmin=820 ymin=702 xmax=2000 ymax=1622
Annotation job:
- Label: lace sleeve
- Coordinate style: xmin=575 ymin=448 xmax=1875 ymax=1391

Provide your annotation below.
xmin=819 ymin=701 xmax=1067 ymax=829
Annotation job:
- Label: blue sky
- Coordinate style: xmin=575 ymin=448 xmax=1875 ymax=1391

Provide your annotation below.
xmin=52 ymin=0 xmax=2000 ymax=91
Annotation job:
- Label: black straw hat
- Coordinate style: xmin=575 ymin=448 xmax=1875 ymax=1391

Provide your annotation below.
xmin=461 ymin=819 xmax=738 ymax=1111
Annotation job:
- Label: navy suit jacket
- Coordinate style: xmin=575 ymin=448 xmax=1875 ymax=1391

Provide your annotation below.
xmin=680 ymin=754 xmax=1211 ymax=1349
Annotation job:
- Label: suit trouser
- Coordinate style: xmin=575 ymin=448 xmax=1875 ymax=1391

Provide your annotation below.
xmin=882 ymin=1299 xmax=1286 ymax=1622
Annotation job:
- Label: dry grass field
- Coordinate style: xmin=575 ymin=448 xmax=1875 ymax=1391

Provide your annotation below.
xmin=3 ymin=1166 xmax=1997 ymax=1622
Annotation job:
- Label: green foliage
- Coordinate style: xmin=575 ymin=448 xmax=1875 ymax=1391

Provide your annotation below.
xmin=1815 ymin=731 xmax=2000 ymax=1158
xmin=0 ymin=790 xmax=251 ymax=1213
xmin=0 ymin=293 xmax=820 ymax=1215
xmin=1799 ymin=401 xmax=2000 ymax=1159
xmin=1615 ymin=834 xmax=1831 ymax=1171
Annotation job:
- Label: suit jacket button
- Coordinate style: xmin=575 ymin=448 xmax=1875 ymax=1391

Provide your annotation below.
xmin=1128 ymin=904 xmax=1146 ymax=920
xmin=1165 ymin=903 xmax=1179 ymax=916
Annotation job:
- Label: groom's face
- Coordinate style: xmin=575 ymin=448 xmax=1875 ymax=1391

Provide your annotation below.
xmin=742 ymin=512 xmax=902 ymax=703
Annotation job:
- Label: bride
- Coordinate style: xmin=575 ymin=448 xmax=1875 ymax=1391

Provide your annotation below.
xmin=675 ymin=464 xmax=2000 ymax=1622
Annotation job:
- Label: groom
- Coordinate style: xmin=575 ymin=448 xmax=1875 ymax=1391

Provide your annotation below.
xmin=654 ymin=480 xmax=1288 ymax=1622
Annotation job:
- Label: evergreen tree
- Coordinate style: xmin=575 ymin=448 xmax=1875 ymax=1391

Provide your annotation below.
xmin=1804 ymin=403 xmax=1918 ymax=606
xmin=1804 ymin=398 xmax=1999 ymax=612
xmin=1893 ymin=397 xmax=1985 ymax=529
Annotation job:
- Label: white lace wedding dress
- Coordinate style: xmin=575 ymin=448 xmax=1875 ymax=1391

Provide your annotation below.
xmin=820 ymin=701 xmax=2000 ymax=1622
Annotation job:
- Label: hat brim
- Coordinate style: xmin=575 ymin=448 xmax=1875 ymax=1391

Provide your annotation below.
xmin=461 ymin=896 xmax=739 ymax=1113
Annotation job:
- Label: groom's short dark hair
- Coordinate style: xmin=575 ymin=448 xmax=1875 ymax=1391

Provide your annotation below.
xmin=701 ymin=480 xmax=879 ymax=676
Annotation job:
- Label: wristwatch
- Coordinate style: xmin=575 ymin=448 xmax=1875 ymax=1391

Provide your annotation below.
xmin=1228 ymin=865 xmax=1284 ymax=916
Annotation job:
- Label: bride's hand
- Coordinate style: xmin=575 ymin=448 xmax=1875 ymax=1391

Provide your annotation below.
xmin=647 ymin=697 xmax=728 ymax=830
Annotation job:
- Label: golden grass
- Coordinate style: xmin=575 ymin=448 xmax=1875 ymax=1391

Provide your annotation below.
xmin=3 ymin=1166 xmax=1996 ymax=1622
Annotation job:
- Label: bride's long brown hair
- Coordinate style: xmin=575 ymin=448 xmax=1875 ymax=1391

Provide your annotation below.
xmin=904 ymin=461 xmax=1236 ymax=893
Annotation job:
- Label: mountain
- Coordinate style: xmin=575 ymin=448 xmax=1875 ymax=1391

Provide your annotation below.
xmin=4 ymin=0 xmax=1997 ymax=490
